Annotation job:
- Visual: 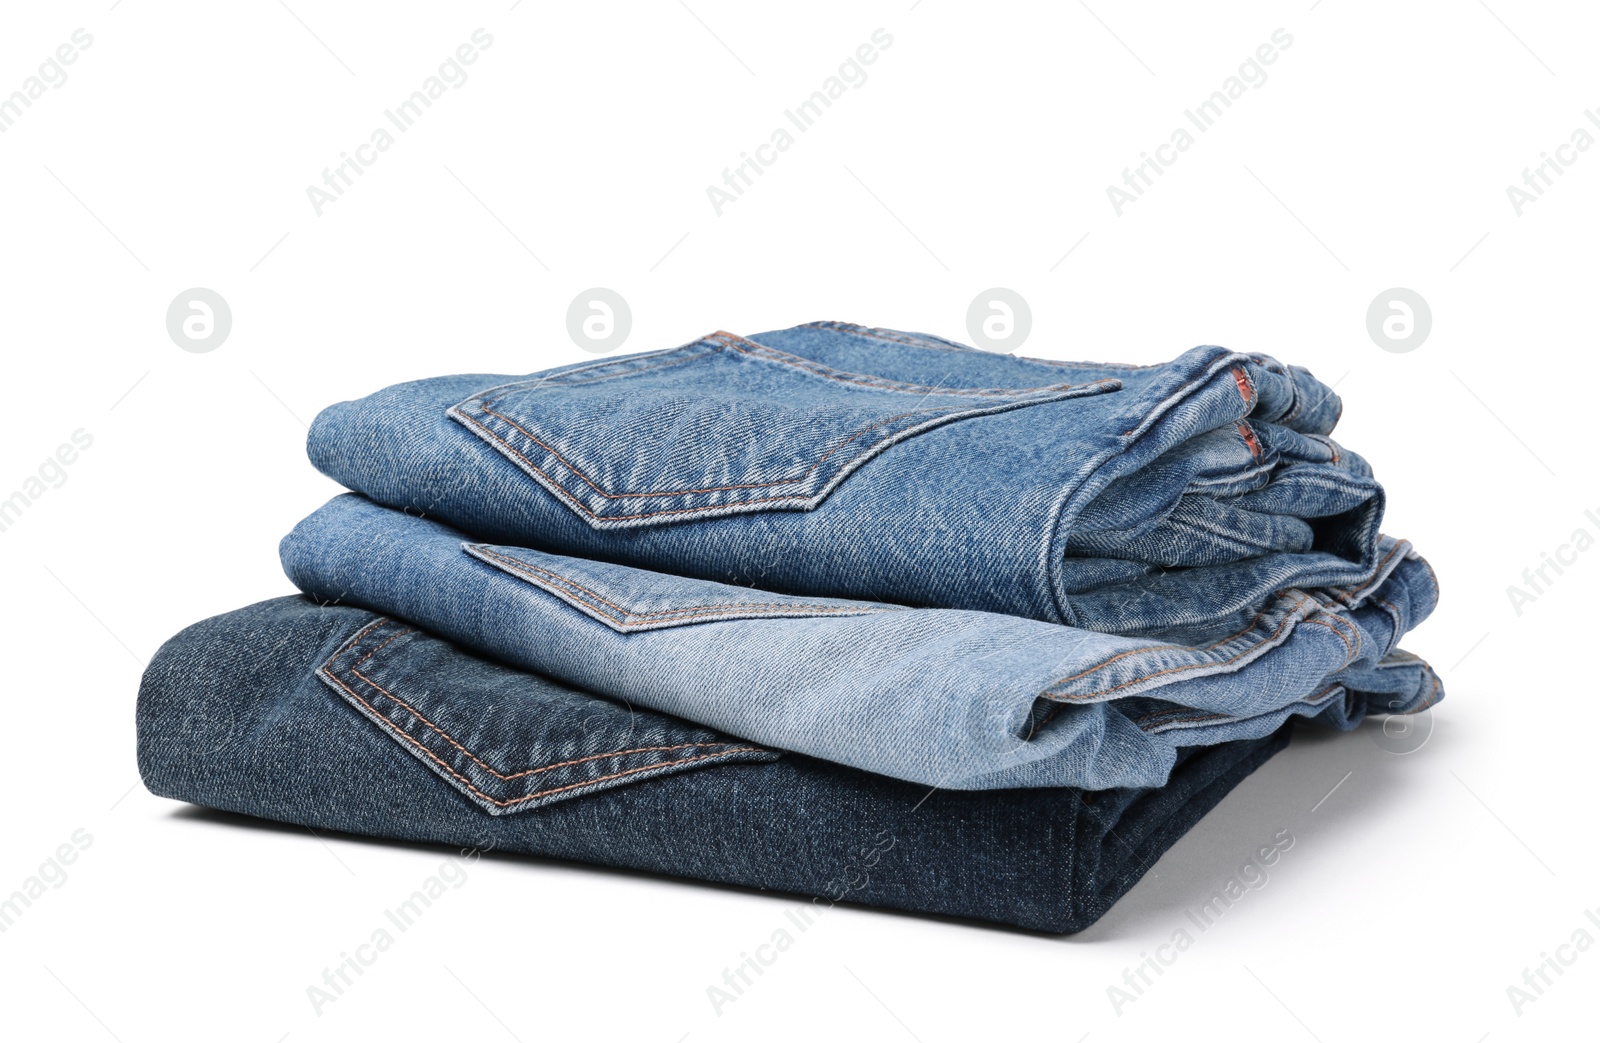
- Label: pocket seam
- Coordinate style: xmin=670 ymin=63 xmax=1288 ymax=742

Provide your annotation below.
xmin=319 ymin=617 xmax=767 ymax=808
xmin=449 ymin=331 xmax=1120 ymax=525
xmin=466 ymin=544 xmax=895 ymax=631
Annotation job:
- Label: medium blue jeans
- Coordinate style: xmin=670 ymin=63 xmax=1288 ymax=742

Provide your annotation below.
xmin=305 ymin=321 xmax=1388 ymax=642
xmin=135 ymin=596 xmax=1292 ymax=934
xmin=281 ymin=493 xmax=1439 ymax=791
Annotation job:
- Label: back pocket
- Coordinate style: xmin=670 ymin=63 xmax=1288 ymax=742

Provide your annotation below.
xmin=318 ymin=616 xmax=778 ymax=815
xmin=448 ymin=331 xmax=1120 ymax=530
xmin=463 ymin=541 xmax=902 ymax=633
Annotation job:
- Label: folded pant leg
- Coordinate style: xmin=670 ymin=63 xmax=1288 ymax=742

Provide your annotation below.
xmin=136 ymin=596 xmax=1290 ymax=934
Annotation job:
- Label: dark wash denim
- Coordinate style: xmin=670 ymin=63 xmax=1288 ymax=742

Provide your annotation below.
xmin=280 ymin=492 xmax=1440 ymax=791
xmin=305 ymin=321 xmax=1387 ymax=642
xmin=135 ymin=596 xmax=1290 ymax=933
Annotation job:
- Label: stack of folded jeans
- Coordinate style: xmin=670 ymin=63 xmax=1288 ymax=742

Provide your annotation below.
xmin=137 ymin=321 xmax=1441 ymax=932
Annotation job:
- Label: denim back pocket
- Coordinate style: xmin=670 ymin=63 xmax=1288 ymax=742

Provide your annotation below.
xmin=317 ymin=616 xmax=778 ymax=815
xmin=463 ymin=541 xmax=903 ymax=633
xmin=447 ymin=331 xmax=1120 ymax=529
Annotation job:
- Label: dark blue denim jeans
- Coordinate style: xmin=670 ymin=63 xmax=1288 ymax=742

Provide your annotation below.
xmin=136 ymin=596 xmax=1290 ymax=933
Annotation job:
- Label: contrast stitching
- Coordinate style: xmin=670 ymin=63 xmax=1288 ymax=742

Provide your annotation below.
xmin=709 ymin=332 xmax=1098 ymax=396
xmin=1046 ymin=594 xmax=1303 ymax=688
xmin=1235 ymin=422 xmax=1262 ymax=461
xmin=462 ymin=415 xmax=831 ymax=520
xmin=331 ymin=665 xmax=760 ymax=807
xmin=1416 ymin=669 xmax=1442 ymax=712
xmin=331 ymin=622 xmax=747 ymax=780
xmin=457 ymin=391 xmax=1099 ymax=523
xmin=470 ymin=546 xmax=886 ymax=625
xmin=323 ymin=620 xmax=763 ymax=803
xmin=1046 ymin=594 xmax=1316 ymax=701
xmin=476 ymin=397 xmax=952 ymax=499
xmin=461 ymin=333 xmax=1112 ymax=508
xmin=1302 ymin=616 xmax=1357 ymax=666
xmin=1119 ymin=354 xmax=1250 ymax=437
xmin=348 ymin=664 xmax=737 ymax=781
xmin=1230 ymin=365 xmax=1256 ymax=408
xmin=1307 ymin=433 xmax=1341 ymax=464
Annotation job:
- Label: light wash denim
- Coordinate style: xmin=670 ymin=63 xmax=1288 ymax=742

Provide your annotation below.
xmin=136 ymin=596 xmax=1292 ymax=933
xmin=281 ymin=494 xmax=1440 ymax=791
xmin=305 ymin=321 xmax=1387 ymax=642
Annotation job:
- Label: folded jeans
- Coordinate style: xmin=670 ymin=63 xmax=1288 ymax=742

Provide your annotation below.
xmin=135 ymin=595 xmax=1293 ymax=934
xmin=305 ymin=321 xmax=1386 ymax=642
xmin=279 ymin=493 xmax=1441 ymax=791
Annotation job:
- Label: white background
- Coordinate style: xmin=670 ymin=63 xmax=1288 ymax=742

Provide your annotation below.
xmin=1 ymin=1 xmax=1596 ymax=1040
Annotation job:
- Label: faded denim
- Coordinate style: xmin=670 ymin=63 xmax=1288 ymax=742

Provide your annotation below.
xmin=280 ymin=493 xmax=1439 ymax=791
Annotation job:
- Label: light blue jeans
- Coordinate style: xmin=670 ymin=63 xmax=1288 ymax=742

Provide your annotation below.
xmin=281 ymin=493 xmax=1440 ymax=791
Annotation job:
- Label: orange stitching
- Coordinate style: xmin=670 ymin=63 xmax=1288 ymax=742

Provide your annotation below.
xmin=330 ymin=667 xmax=760 ymax=806
xmin=1230 ymin=365 xmax=1256 ymax=407
xmin=349 ymin=664 xmax=736 ymax=781
xmin=1417 ymin=669 xmax=1441 ymax=712
xmin=334 ymin=620 xmax=743 ymax=779
xmin=469 ymin=546 xmax=886 ymax=626
xmin=1047 ymin=595 xmax=1315 ymax=701
xmin=1048 ymin=595 xmax=1301 ymax=687
xmin=324 ymin=621 xmax=763 ymax=804
xmin=477 ymin=398 xmax=950 ymax=499
xmin=462 ymin=332 xmax=1110 ymax=509
xmin=460 ymin=416 xmax=833 ymax=520
xmin=1236 ymin=422 xmax=1262 ymax=461
xmin=1120 ymin=354 xmax=1251 ymax=437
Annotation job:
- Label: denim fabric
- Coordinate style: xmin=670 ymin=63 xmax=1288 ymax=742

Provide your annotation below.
xmin=305 ymin=321 xmax=1385 ymax=640
xmin=136 ymin=596 xmax=1292 ymax=934
xmin=279 ymin=493 xmax=1440 ymax=791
